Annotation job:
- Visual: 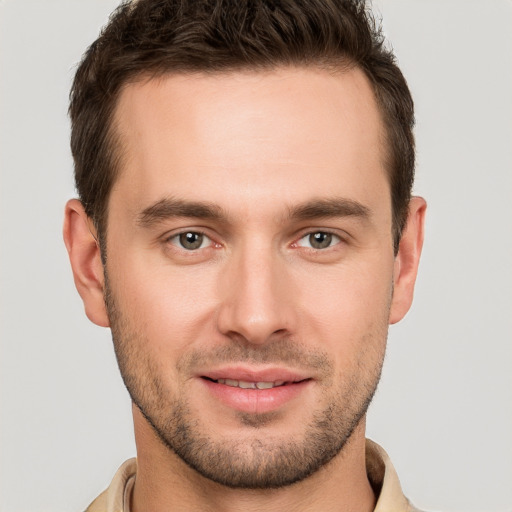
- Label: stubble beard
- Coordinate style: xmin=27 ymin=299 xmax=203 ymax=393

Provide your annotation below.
xmin=104 ymin=273 xmax=387 ymax=489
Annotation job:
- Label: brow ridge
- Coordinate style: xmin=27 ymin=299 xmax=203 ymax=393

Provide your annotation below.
xmin=137 ymin=197 xmax=224 ymax=227
xmin=288 ymin=197 xmax=370 ymax=221
xmin=136 ymin=196 xmax=370 ymax=228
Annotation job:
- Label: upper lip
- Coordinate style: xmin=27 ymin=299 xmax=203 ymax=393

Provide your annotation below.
xmin=199 ymin=366 xmax=312 ymax=383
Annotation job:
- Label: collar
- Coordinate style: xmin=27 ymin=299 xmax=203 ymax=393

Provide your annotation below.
xmin=86 ymin=439 xmax=419 ymax=512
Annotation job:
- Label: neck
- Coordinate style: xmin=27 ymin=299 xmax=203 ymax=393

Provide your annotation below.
xmin=131 ymin=406 xmax=375 ymax=512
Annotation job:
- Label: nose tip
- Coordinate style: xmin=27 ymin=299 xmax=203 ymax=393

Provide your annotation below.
xmin=216 ymin=251 xmax=295 ymax=345
xmin=221 ymin=311 xmax=289 ymax=346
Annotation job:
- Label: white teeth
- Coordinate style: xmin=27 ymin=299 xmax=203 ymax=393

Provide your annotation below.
xmin=216 ymin=379 xmax=285 ymax=389
xmin=255 ymin=381 xmax=274 ymax=389
xmin=238 ymin=380 xmax=257 ymax=389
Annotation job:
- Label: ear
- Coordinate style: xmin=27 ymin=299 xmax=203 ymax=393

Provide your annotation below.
xmin=389 ymin=196 xmax=427 ymax=325
xmin=63 ymin=199 xmax=110 ymax=327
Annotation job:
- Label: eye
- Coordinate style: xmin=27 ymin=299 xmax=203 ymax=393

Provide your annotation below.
xmin=168 ymin=231 xmax=212 ymax=250
xmin=296 ymin=231 xmax=341 ymax=250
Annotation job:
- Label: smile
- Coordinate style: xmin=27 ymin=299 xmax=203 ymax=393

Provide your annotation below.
xmin=214 ymin=378 xmax=287 ymax=389
xmin=200 ymin=373 xmax=312 ymax=414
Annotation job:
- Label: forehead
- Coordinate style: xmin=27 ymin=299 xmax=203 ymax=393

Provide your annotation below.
xmin=110 ymin=66 xmax=389 ymax=219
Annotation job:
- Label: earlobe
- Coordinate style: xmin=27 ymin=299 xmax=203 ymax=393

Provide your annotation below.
xmin=389 ymin=196 xmax=427 ymax=325
xmin=63 ymin=199 xmax=110 ymax=327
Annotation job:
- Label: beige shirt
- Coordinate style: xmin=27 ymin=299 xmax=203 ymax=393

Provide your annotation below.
xmin=85 ymin=439 xmax=422 ymax=512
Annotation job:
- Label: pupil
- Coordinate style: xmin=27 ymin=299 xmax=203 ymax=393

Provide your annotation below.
xmin=180 ymin=232 xmax=203 ymax=250
xmin=310 ymin=232 xmax=332 ymax=249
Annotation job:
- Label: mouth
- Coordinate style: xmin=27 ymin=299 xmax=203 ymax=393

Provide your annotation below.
xmin=202 ymin=376 xmax=306 ymax=390
xmin=198 ymin=369 xmax=313 ymax=414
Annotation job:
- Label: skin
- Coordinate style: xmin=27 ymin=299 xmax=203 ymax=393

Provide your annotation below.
xmin=64 ymin=66 xmax=426 ymax=512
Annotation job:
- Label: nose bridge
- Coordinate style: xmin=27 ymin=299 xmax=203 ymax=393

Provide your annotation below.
xmin=217 ymin=236 xmax=293 ymax=344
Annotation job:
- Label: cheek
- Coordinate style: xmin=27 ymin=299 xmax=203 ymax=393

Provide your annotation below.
xmin=108 ymin=253 xmax=220 ymax=352
xmin=295 ymin=260 xmax=393 ymax=356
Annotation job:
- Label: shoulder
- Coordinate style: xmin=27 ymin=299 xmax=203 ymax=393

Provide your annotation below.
xmin=84 ymin=458 xmax=137 ymax=512
xmin=366 ymin=439 xmax=428 ymax=512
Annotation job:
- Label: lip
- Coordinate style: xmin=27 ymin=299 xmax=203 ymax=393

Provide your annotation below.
xmin=200 ymin=366 xmax=311 ymax=384
xmin=197 ymin=366 xmax=313 ymax=414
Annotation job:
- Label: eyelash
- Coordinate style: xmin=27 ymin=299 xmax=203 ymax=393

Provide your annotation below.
xmin=294 ymin=231 xmax=343 ymax=250
xmin=165 ymin=229 xmax=345 ymax=253
xmin=166 ymin=230 xmax=216 ymax=251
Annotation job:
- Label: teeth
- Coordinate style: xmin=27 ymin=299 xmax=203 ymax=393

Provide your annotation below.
xmin=216 ymin=379 xmax=285 ymax=389
xmin=239 ymin=380 xmax=256 ymax=389
xmin=256 ymin=381 xmax=274 ymax=390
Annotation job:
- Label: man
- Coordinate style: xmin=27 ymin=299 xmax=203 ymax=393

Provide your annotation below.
xmin=63 ymin=0 xmax=426 ymax=510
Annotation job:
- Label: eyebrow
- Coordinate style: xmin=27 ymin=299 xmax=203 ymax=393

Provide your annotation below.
xmin=288 ymin=198 xmax=371 ymax=222
xmin=136 ymin=196 xmax=371 ymax=228
xmin=137 ymin=198 xmax=224 ymax=227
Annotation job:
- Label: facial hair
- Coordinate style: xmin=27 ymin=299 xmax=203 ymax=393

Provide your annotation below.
xmin=104 ymin=272 xmax=387 ymax=489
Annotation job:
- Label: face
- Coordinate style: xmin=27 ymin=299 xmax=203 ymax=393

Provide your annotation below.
xmin=103 ymin=67 xmax=397 ymax=488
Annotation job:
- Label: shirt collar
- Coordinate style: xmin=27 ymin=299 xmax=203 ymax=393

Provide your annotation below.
xmin=86 ymin=439 xmax=417 ymax=512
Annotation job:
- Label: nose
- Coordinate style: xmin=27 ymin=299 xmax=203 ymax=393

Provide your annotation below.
xmin=216 ymin=241 xmax=297 ymax=345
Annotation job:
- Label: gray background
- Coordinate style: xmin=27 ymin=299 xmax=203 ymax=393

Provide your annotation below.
xmin=1 ymin=1 xmax=511 ymax=511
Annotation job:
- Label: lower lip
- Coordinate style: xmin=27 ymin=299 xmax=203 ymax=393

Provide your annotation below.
xmin=201 ymin=378 xmax=311 ymax=414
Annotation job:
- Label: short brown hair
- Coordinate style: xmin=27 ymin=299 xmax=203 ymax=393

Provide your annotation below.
xmin=70 ymin=0 xmax=415 ymax=252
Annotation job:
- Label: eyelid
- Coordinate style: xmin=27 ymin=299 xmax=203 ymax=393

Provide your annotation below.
xmin=163 ymin=228 xmax=219 ymax=250
xmin=292 ymin=228 xmax=346 ymax=249
xmin=160 ymin=226 xmax=348 ymax=252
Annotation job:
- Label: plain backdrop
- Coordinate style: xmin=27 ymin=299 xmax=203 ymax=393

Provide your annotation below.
xmin=1 ymin=1 xmax=511 ymax=511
